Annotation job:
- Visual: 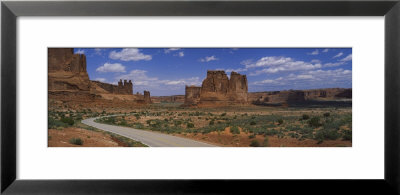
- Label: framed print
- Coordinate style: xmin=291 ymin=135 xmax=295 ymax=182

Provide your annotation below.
xmin=1 ymin=0 xmax=400 ymax=194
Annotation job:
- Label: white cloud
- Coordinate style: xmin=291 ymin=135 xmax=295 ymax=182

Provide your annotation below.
xmin=322 ymin=49 xmax=329 ymax=52
xmin=340 ymin=54 xmax=352 ymax=62
xmin=94 ymin=78 xmax=107 ymax=82
xmin=220 ymin=68 xmax=248 ymax=73
xmin=163 ymin=77 xmax=201 ymax=86
xmin=296 ymin=74 xmax=313 ymax=79
xmin=75 ymin=49 xmax=85 ymax=54
xmin=246 ymin=56 xmax=322 ymax=75
xmin=96 ymin=63 xmax=126 ymax=73
xmin=94 ymin=48 xmax=104 ymax=55
xmin=324 ymin=62 xmax=346 ymax=67
xmin=333 ymin=52 xmax=343 ymax=58
xmin=200 ymin=56 xmax=218 ymax=62
xmin=116 ymin=70 xmax=201 ymax=88
xmin=164 ymin=48 xmax=180 ymax=53
xmin=175 ymin=51 xmax=184 ymax=57
xmin=109 ymin=48 xmax=152 ymax=61
xmin=311 ymin=59 xmax=321 ymax=63
xmin=308 ymin=49 xmax=319 ymax=55
xmin=253 ymin=79 xmax=278 ymax=85
xmin=251 ymin=68 xmax=352 ymax=89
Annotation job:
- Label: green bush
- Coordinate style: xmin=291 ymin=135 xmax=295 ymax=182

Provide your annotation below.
xmin=315 ymin=128 xmax=340 ymax=143
xmin=308 ymin=117 xmax=321 ymax=128
xmin=250 ymin=121 xmax=256 ymax=125
xmin=323 ymin=112 xmax=331 ymax=117
xmin=250 ymin=140 xmax=260 ymax=147
xmin=69 ymin=138 xmax=83 ymax=145
xmin=302 ymin=114 xmax=310 ymax=120
xmin=48 ymin=117 xmax=67 ymax=129
xmin=248 ymin=134 xmax=256 ymax=139
xmin=342 ymin=130 xmax=352 ymax=141
xmin=209 ymin=120 xmax=215 ymax=125
xmin=187 ymin=123 xmax=195 ymax=128
xmin=60 ymin=117 xmax=74 ymax=126
xmin=230 ymin=126 xmax=240 ymax=134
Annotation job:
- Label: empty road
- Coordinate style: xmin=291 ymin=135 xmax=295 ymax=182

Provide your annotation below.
xmin=82 ymin=117 xmax=216 ymax=147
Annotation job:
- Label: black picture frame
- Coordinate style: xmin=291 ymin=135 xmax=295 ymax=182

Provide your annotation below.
xmin=1 ymin=0 xmax=399 ymax=194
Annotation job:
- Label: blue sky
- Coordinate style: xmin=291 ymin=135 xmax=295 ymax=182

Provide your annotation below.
xmin=74 ymin=48 xmax=352 ymax=96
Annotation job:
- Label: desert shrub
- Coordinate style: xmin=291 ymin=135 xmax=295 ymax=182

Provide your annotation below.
xmin=132 ymin=123 xmax=144 ymax=129
xmin=308 ymin=117 xmax=321 ymax=128
xmin=248 ymin=134 xmax=256 ymax=139
xmin=277 ymin=119 xmax=284 ymax=125
xmin=230 ymin=126 xmax=240 ymax=134
xmin=209 ymin=120 xmax=215 ymax=125
xmin=323 ymin=112 xmax=331 ymax=117
xmin=250 ymin=140 xmax=260 ymax=147
xmin=60 ymin=117 xmax=74 ymax=126
xmin=187 ymin=123 xmax=195 ymax=128
xmin=221 ymin=113 xmax=227 ymax=117
xmin=48 ymin=117 xmax=67 ymax=129
xmin=174 ymin=120 xmax=183 ymax=127
xmin=69 ymin=138 xmax=83 ymax=145
xmin=342 ymin=129 xmax=352 ymax=141
xmin=265 ymin=129 xmax=278 ymax=136
xmin=250 ymin=121 xmax=256 ymax=125
xmin=134 ymin=114 xmax=141 ymax=120
xmin=315 ymin=128 xmax=340 ymax=143
xmin=263 ymin=137 xmax=269 ymax=147
xmin=302 ymin=114 xmax=310 ymax=120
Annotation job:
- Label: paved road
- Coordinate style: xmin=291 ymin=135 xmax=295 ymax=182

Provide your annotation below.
xmin=82 ymin=117 xmax=216 ymax=147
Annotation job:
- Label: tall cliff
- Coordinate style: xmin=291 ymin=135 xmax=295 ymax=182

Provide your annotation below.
xmin=48 ymin=48 xmax=90 ymax=92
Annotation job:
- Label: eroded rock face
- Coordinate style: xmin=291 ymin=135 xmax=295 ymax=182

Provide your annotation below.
xmin=184 ymin=86 xmax=202 ymax=106
xmin=144 ymin=90 xmax=152 ymax=104
xmin=184 ymin=70 xmax=248 ymax=106
xmin=48 ymin=48 xmax=90 ymax=92
xmin=91 ymin=79 xmax=133 ymax=95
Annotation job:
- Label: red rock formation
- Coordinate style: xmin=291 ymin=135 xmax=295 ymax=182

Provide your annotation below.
xmin=48 ymin=48 xmax=152 ymax=106
xmin=48 ymin=48 xmax=90 ymax=92
xmin=184 ymin=86 xmax=202 ymax=106
xmin=184 ymin=70 xmax=248 ymax=106
xmin=144 ymin=90 xmax=152 ymax=104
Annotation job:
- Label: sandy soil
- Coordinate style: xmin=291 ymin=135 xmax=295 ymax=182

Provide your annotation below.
xmin=173 ymin=127 xmax=352 ymax=147
xmin=48 ymin=127 xmax=125 ymax=147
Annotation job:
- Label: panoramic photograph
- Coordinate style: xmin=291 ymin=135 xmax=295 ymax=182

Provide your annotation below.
xmin=48 ymin=48 xmax=352 ymax=147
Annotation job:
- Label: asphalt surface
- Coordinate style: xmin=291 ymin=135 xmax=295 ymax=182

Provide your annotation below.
xmin=82 ymin=117 xmax=216 ymax=147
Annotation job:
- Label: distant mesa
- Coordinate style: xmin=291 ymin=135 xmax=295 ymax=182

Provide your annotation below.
xmin=184 ymin=70 xmax=352 ymax=107
xmin=48 ymin=48 xmax=152 ymax=105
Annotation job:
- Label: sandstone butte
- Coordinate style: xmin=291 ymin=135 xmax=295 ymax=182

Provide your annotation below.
xmin=183 ymin=70 xmax=352 ymax=107
xmin=48 ymin=48 xmax=151 ymax=105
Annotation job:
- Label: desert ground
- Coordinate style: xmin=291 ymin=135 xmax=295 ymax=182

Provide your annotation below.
xmin=48 ymin=101 xmax=352 ymax=147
